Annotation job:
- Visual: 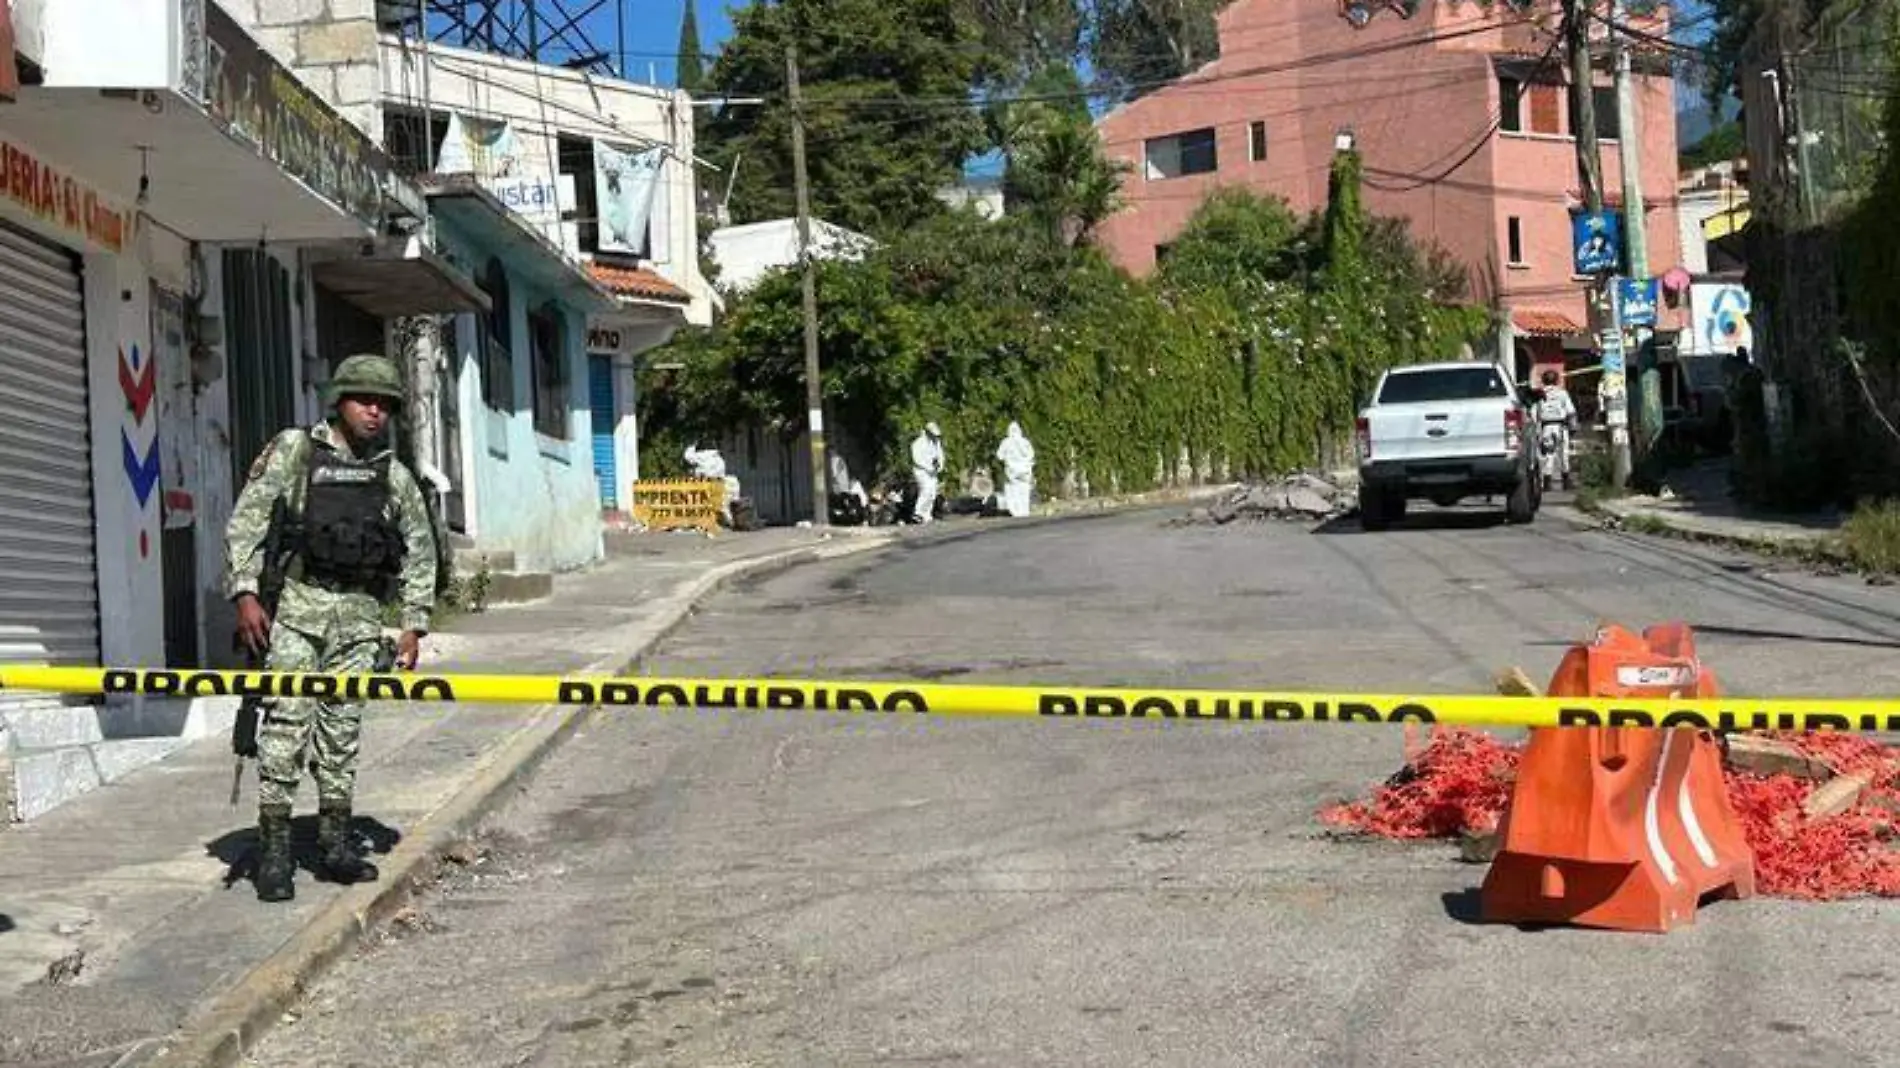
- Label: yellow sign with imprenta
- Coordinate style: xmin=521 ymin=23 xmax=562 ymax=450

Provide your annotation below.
xmin=631 ymin=478 xmax=725 ymax=532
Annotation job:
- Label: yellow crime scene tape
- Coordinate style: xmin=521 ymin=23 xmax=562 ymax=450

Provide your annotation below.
xmin=2 ymin=665 xmax=1899 ymax=733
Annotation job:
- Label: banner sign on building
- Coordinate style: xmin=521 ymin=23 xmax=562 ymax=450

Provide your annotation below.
xmin=1572 ymin=211 xmax=1622 ymax=275
xmin=593 ymin=140 xmax=665 ymax=256
xmin=436 ymin=112 xmax=520 ymax=177
xmin=437 ymin=112 xmax=564 ymax=237
xmin=203 ymin=4 xmax=387 ymax=231
xmin=1691 ymin=283 xmax=1752 ymax=355
xmin=1616 ymin=276 xmax=1659 ymax=327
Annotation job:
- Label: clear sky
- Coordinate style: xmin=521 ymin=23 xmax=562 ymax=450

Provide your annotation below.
xmin=420 ymin=1 xmax=733 ymax=87
xmin=569 ymin=0 xmax=735 ymax=89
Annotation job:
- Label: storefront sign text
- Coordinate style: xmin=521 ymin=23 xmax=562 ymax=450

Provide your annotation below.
xmin=0 ymin=139 xmax=132 ymax=253
xmin=588 ymin=323 xmax=630 ymax=355
xmin=204 ymin=4 xmax=388 ymax=231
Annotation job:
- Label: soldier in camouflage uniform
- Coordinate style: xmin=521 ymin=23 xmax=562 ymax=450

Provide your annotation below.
xmin=224 ymin=354 xmax=438 ymax=903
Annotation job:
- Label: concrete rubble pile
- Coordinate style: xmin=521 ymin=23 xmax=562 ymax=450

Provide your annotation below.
xmin=1176 ymin=474 xmax=1354 ymax=525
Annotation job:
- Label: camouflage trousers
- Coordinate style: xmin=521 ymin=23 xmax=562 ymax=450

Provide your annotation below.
xmin=256 ymin=623 xmax=384 ymax=810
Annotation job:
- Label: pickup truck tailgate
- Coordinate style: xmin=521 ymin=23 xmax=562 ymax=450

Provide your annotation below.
xmin=1365 ymin=398 xmax=1506 ymax=462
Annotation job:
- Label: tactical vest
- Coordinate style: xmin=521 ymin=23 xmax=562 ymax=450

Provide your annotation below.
xmin=291 ymin=440 xmax=406 ymax=592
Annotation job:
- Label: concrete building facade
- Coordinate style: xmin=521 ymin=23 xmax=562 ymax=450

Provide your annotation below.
xmin=234 ymin=3 xmax=715 ymax=561
xmin=1 ymin=0 xmax=483 ymax=820
xmin=1094 ymin=0 xmax=1687 ymax=378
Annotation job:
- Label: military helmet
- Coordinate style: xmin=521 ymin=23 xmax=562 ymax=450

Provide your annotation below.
xmin=326 ymin=354 xmax=406 ymax=409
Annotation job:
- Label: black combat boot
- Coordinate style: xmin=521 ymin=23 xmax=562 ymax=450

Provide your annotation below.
xmin=316 ymin=802 xmax=379 ymax=884
xmin=255 ymin=804 xmax=296 ymax=903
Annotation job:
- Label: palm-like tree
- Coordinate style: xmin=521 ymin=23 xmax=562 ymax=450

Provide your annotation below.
xmin=988 ymin=71 xmax=1132 ymax=248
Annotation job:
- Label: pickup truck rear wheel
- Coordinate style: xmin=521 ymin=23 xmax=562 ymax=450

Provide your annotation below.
xmin=1359 ymin=486 xmax=1391 ymax=531
xmin=1505 ymin=474 xmax=1536 ymax=524
xmin=1359 ymin=486 xmax=1406 ymax=530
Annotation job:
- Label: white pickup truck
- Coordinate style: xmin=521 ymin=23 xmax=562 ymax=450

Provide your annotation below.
xmin=1353 ymin=360 xmax=1542 ymax=531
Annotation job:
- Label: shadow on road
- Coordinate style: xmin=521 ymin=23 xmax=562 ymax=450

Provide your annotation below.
xmin=205 ymin=814 xmax=403 ymax=890
xmin=0 ymin=913 xmax=14 ymax=935
xmin=1441 ymin=888 xmax=1485 ymax=924
xmin=1442 ymin=888 xmax=1563 ymax=932
xmin=1310 ymin=510 xmax=1512 ymax=536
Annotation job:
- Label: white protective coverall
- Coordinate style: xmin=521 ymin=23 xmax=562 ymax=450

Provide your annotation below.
xmin=1536 ymin=385 xmax=1579 ymax=482
xmin=995 ymin=422 xmax=1036 ymax=517
xmin=829 ymin=451 xmax=868 ymax=507
xmin=910 ymin=423 xmax=945 ymax=523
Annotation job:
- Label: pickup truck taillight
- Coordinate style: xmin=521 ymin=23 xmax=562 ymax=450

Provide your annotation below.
xmin=1504 ymin=407 xmax=1524 ymax=452
xmin=1355 ymin=417 xmax=1371 ymax=461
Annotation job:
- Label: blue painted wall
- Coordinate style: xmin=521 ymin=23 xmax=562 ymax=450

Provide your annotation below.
xmin=436 ymin=215 xmax=604 ymax=574
xmin=588 ymin=355 xmax=617 ymax=509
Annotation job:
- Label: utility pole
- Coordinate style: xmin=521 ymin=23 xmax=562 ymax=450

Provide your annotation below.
xmin=786 ymin=43 xmax=830 ymax=527
xmin=1612 ymin=0 xmax=1654 ymax=470
xmin=1564 ymin=0 xmax=1629 ymax=488
xmin=1567 ymin=1 xmax=1604 ymax=217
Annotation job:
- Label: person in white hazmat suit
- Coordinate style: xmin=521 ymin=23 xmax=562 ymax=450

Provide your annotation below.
xmin=684 ymin=443 xmax=742 ymax=525
xmin=1535 ymin=370 xmax=1580 ymax=490
xmin=995 ymin=421 xmax=1036 ymax=517
xmin=829 ymin=451 xmax=868 ymax=509
xmin=910 ymin=422 xmax=945 ymax=524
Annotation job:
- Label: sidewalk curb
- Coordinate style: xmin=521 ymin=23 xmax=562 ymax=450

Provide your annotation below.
xmin=1575 ymin=497 xmax=1848 ymax=564
xmin=132 ymin=534 xmax=899 ymax=1068
xmin=132 ymin=486 xmax=1220 ymax=1067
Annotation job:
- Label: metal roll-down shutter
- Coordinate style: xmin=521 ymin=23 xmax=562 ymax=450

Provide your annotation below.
xmin=0 ymin=219 xmax=100 ymax=720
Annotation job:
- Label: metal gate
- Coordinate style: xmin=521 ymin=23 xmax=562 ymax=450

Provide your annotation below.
xmin=0 ymin=220 xmax=100 ymax=718
xmin=222 ymin=249 xmax=296 ymax=487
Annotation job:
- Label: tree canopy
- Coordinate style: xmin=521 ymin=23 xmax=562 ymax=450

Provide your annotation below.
xmin=697 ymin=0 xmax=989 ymax=236
xmin=642 ymin=155 xmax=1490 ymax=493
xmin=677 ymin=0 xmax=705 ymax=93
xmin=1087 ymin=0 xmax=1223 ymax=101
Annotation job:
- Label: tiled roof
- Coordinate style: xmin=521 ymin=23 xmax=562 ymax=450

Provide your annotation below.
xmin=588 ymin=262 xmax=691 ymax=303
xmin=1513 ymin=309 xmax=1582 ymax=337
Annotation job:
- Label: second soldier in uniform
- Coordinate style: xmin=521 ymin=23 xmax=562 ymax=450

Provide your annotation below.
xmin=224 ymin=354 xmax=438 ymax=903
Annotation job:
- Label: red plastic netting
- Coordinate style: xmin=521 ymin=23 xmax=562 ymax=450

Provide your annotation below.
xmin=1319 ymin=729 xmax=1521 ymax=839
xmin=1320 ymin=729 xmax=1900 ymax=900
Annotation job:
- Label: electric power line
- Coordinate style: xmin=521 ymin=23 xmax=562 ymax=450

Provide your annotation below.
xmin=1362 ymin=16 xmax=1570 ymax=193
xmin=702 ymin=10 xmax=1541 ymax=110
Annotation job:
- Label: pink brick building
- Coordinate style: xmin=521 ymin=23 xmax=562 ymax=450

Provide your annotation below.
xmin=1094 ymin=0 xmax=1685 ymax=384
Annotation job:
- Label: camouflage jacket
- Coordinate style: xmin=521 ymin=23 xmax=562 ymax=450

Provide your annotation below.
xmin=224 ymin=420 xmax=437 ymax=638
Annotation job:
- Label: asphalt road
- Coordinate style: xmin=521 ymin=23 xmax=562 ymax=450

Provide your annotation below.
xmin=248 ymin=506 xmax=1900 ymax=1068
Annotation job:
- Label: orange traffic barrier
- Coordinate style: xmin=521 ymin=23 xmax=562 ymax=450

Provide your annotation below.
xmin=1480 ymin=622 xmax=1756 ymax=932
